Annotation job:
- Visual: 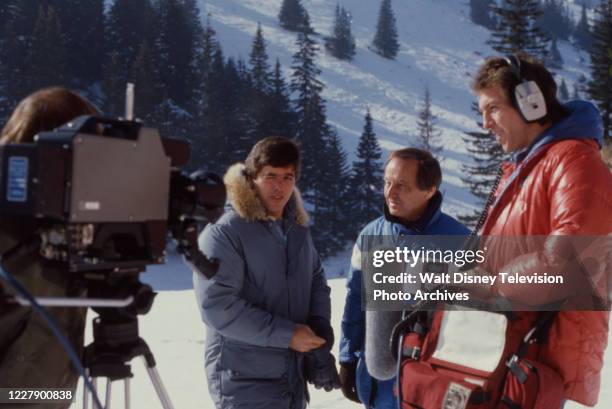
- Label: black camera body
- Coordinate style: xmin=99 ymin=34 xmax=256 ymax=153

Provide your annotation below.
xmin=0 ymin=115 xmax=224 ymax=273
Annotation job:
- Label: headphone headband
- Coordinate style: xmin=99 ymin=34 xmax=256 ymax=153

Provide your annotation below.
xmin=503 ymin=54 xmax=522 ymax=81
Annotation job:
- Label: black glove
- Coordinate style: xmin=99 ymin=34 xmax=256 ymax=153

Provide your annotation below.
xmin=303 ymin=317 xmax=341 ymax=392
xmin=174 ymin=218 xmax=219 ymax=279
xmin=339 ymin=361 xmax=361 ymax=403
xmin=304 ymin=348 xmax=341 ymax=392
xmin=307 ymin=316 xmax=334 ymax=346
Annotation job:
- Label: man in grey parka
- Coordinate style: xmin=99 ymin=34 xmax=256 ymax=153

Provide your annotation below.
xmin=194 ymin=137 xmax=340 ymax=409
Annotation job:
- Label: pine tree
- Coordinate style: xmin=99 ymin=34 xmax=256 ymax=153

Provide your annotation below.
xmin=349 ymin=109 xmax=384 ymax=231
xmin=268 ymin=60 xmax=296 ymax=137
xmin=246 ymin=24 xmax=275 ymax=144
xmin=488 ymin=0 xmax=549 ymax=59
xmin=190 ymin=18 xmax=221 ymax=169
xmin=372 ymin=0 xmax=399 ymax=59
xmin=23 ymin=5 xmax=69 ymax=93
xmin=558 ymin=78 xmax=569 ymax=101
xmin=200 ymin=47 xmax=225 ymax=171
xmin=416 ymin=87 xmax=443 ymax=156
xmin=313 ymin=128 xmax=352 ymax=256
xmin=182 ymin=0 xmax=204 ymax=111
xmin=193 ymin=16 xmax=219 ymax=111
xmin=249 ymin=23 xmax=272 ymax=93
xmin=154 ymin=0 xmax=202 ymax=108
xmin=290 ymin=32 xmax=329 ymax=196
xmin=195 ymin=46 xmax=252 ymax=173
xmin=182 ymin=0 xmax=204 ymax=41
xmin=200 ymin=46 xmax=227 ymax=172
xmin=0 ymin=2 xmax=17 ymax=121
xmin=537 ymin=0 xmax=572 ymax=41
xmin=219 ymin=57 xmax=252 ymax=166
xmin=577 ymin=73 xmax=589 ymax=97
xmin=102 ymin=51 xmax=125 ymax=117
xmin=575 ymin=4 xmax=593 ymax=51
xmin=104 ymin=0 xmax=156 ymax=115
xmin=325 ymin=4 xmax=356 ymax=60
xmin=0 ymin=3 xmax=10 ymax=28
xmin=55 ymin=0 xmax=105 ymax=86
xmin=237 ymin=57 xmax=252 ymax=84
xmin=0 ymin=19 xmax=7 ymax=104
xmin=587 ymin=0 xmax=612 ymax=140
xmin=1 ymin=0 xmax=47 ymax=116
xmin=572 ymin=83 xmax=581 ymax=99
xmin=459 ymin=103 xmax=506 ymax=227
xmin=278 ymin=0 xmax=312 ymax=33
xmin=130 ymin=40 xmax=162 ymax=121
xmin=546 ymin=36 xmax=564 ymax=69
xmin=470 ymin=0 xmax=497 ymax=29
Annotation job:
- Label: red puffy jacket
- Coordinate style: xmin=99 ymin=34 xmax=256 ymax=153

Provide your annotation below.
xmin=481 ymin=137 xmax=612 ymax=406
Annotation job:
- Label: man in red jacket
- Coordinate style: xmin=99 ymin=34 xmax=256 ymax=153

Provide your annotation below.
xmin=472 ymin=54 xmax=612 ymax=407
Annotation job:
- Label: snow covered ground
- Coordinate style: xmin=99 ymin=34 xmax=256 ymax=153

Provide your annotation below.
xmin=68 ymin=254 xmax=611 ymax=409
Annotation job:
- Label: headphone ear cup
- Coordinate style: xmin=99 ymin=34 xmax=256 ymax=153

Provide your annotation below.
xmin=514 ymin=81 xmax=547 ymax=122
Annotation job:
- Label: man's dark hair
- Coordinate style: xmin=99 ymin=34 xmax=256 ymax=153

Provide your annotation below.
xmin=386 ymin=148 xmax=442 ymax=190
xmin=244 ymin=136 xmax=301 ymax=179
xmin=472 ymin=53 xmax=567 ymax=125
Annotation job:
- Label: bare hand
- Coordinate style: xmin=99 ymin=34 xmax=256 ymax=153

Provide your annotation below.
xmin=289 ymin=324 xmax=326 ymax=352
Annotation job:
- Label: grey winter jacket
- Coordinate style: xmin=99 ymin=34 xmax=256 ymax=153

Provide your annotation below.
xmin=194 ymin=163 xmax=332 ymax=409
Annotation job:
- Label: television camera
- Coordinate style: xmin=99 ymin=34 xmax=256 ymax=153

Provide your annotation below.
xmin=0 ymin=114 xmax=226 ymax=409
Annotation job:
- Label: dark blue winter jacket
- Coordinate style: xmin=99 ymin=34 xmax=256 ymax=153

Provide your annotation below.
xmin=194 ymin=163 xmax=331 ymax=409
xmin=339 ymin=192 xmax=469 ymax=409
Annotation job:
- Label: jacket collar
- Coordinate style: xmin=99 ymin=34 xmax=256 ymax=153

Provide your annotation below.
xmin=223 ymin=163 xmax=309 ymax=226
xmin=383 ymin=191 xmax=443 ymax=234
xmin=512 ymin=100 xmax=603 ymax=164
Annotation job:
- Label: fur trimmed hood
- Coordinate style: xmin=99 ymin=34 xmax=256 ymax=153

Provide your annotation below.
xmin=223 ymin=163 xmax=309 ymax=226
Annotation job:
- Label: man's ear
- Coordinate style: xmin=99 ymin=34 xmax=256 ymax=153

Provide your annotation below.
xmin=425 ymin=187 xmax=437 ymax=201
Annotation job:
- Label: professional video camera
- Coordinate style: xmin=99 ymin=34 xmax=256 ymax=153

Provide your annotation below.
xmin=0 ymin=112 xmax=226 ymax=409
xmin=0 ymin=114 xmax=225 ymax=274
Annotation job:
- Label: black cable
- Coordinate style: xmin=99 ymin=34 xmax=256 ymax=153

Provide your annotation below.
xmin=473 ymin=165 xmax=504 ymax=236
xmin=0 ymin=266 xmax=104 ymax=409
xmin=462 ymin=165 xmax=504 ymax=255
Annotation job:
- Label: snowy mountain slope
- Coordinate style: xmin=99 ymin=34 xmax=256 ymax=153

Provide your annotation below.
xmin=198 ymin=0 xmax=593 ymax=219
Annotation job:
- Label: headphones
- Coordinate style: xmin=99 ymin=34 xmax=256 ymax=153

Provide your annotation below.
xmin=504 ymin=54 xmax=547 ymax=122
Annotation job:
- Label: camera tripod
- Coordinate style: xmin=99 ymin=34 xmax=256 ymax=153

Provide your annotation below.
xmin=80 ymin=273 xmax=175 ymax=409
xmin=3 ymin=270 xmax=176 ymax=409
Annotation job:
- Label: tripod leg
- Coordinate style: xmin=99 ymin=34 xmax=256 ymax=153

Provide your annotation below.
xmin=83 ymin=374 xmax=89 ymax=409
xmin=141 ymin=356 xmax=175 ymax=409
xmin=84 ymin=378 xmax=104 ymax=409
xmin=124 ymin=378 xmax=130 ymax=409
xmin=93 ymin=378 xmax=103 ymax=409
xmin=105 ymin=379 xmax=112 ymax=409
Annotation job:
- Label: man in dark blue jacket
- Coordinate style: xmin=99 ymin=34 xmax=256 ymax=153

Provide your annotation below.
xmin=195 ymin=137 xmax=339 ymax=409
xmin=339 ymin=148 xmax=469 ymax=409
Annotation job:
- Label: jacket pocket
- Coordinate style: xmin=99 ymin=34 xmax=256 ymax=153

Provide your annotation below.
xmin=218 ymin=340 xmax=292 ymax=405
xmin=219 ymin=339 xmax=289 ymax=379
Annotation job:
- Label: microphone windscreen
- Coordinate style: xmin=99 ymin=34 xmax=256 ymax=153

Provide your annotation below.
xmin=364 ymin=309 xmax=403 ymax=380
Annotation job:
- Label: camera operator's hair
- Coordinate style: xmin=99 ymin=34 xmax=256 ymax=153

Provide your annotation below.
xmin=1 ymin=87 xmax=99 ymax=145
xmin=244 ymin=136 xmax=301 ymax=179
xmin=472 ymin=53 xmax=567 ymax=125
xmin=386 ymin=148 xmax=442 ymax=191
